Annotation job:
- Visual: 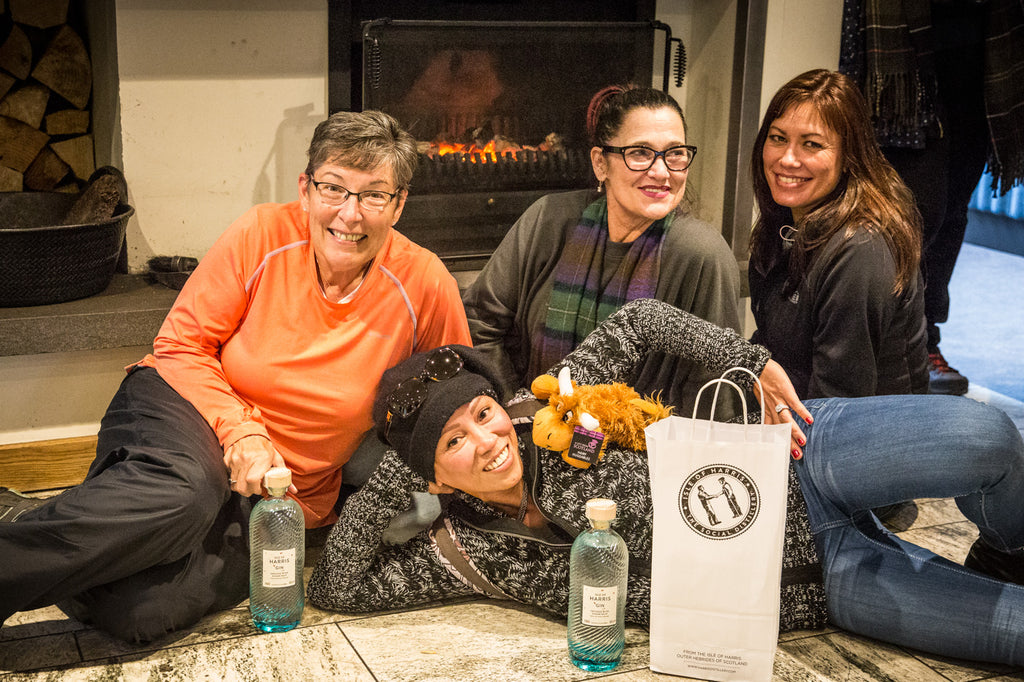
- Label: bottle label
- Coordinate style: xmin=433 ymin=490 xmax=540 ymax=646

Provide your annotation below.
xmin=581 ymin=585 xmax=617 ymax=626
xmin=262 ymin=548 xmax=296 ymax=588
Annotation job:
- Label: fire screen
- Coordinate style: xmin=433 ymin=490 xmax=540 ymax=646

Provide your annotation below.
xmin=357 ymin=19 xmax=671 ymax=269
xmin=362 ymin=20 xmax=663 ymax=194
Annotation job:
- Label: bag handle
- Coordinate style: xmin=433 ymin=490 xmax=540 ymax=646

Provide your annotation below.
xmin=711 ymin=367 xmax=766 ymax=426
xmin=692 ymin=378 xmax=748 ymax=424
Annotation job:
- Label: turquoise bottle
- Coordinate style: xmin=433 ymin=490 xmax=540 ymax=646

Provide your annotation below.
xmin=249 ymin=467 xmax=304 ymax=632
xmin=567 ymin=498 xmax=628 ymax=671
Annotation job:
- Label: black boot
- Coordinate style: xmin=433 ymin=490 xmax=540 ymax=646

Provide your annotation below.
xmin=964 ymin=538 xmax=1024 ymax=586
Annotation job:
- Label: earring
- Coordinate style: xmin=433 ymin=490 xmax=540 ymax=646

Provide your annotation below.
xmin=597 ymin=180 xmax=604 ymax=193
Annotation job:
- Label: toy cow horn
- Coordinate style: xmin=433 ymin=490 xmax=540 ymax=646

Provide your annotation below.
xmin=578 ymin=412 xmax=599 ymax=431
xmin=558 ymin=366 xmax=573 ymax=396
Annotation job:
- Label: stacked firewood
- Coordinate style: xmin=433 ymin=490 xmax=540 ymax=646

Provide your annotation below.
xmin=0 ymin=0 xmax=93 ymax=193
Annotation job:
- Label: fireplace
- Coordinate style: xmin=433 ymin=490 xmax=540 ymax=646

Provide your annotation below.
xmin=329 ymin=4 xmax=677 ymax=270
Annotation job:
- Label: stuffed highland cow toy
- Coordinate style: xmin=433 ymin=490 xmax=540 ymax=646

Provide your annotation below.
xmin=531 ymin=366 xmax=672 ymax=468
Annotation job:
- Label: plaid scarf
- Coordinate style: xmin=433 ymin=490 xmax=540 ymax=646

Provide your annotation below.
xmin=840 ymin=0 xmax=938 ymax=148
xmin=534 ymin=196 xmax=665 ymax=379
xmin=983 ymin=0 xmax=1024 ymax=195
xmin=841 ymin=0 xmax=1024 ymax=195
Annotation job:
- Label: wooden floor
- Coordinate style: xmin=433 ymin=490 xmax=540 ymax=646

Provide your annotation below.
xmin=2 ymin=385 xmax=1023 ymax=681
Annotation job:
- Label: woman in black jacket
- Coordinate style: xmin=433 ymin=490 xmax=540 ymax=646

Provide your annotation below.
xmin=748 ymin=69 xmax=928 ymax=399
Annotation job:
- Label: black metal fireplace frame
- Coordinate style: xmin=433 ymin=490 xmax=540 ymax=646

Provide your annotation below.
xmin=334 ymin=16 xmax=674 ymax=269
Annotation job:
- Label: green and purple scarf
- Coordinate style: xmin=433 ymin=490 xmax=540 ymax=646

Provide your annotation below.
xmin=533 ymin=196 xmax=667 ymax=379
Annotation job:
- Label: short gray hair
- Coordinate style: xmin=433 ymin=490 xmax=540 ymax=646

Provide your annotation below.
xmin=304 ymin=110 xmax=418 ymax=189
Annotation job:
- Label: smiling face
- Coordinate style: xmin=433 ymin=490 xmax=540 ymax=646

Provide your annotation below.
xmin=432 ymin=395 xmax=522 ymax=502
xmin=300 ymin=163 xmax=406 ymax=299
xmin=590 ymin=106 xmax=689 ymax=241
xmin=761 ymin=102 xmax=843 ymax=222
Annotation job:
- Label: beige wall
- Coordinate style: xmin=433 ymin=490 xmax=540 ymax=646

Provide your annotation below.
xmin=116 ymin=0 xmax=327 ymax=271
xmin=1 ymin=0 xmax=842 ymax=445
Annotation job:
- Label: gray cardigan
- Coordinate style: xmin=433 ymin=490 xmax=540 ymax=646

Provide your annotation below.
xmin=307 ymin=299 xmax=827 ymax=633
xmin=462 ymin=190 xmax=742 ymax=411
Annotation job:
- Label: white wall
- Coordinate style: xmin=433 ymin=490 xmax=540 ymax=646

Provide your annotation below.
xmin=0 ymin=2 xmax=328 ymax=444
xmin=761 ymin=0 xmax=843 ymax=111
xmin=116 ymin=0 xmax=327 ymax=271
xmin=1 ymin=0 xmax=842 ymax=445
xmin=667 ymin=0 xmax=737 ymax=230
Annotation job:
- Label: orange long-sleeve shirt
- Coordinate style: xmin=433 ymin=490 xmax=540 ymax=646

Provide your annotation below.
xmin=138 ymin=201 xmax=470 ymax=527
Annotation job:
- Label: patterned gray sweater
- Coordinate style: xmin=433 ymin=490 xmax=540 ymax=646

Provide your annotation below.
xmin=306 ymin=299 xmax=827 ymax=631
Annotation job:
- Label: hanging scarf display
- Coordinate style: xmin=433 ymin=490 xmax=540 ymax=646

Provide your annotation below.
xmin=534 ymin=196 xmax=666 ymax=379
xmin=840 ymin=0 xmax=1024 ymax=195
xmin=839 ymin=0 xmax=938 ymax=148
xmin=983 ymin=0 xmax=1024 ymax=195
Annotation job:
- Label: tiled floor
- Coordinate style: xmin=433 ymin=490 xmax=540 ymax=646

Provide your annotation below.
xmin=3 ymin=382 xmax=1023 ymax=681
xmin=4 ymin=239 xmax=1024 ymax=681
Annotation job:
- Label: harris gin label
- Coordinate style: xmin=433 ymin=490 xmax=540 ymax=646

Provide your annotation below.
xmin=261 ymin=548 xmax=297 ymax=588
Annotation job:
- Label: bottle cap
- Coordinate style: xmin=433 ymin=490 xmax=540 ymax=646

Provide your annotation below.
xmin=264 ymin=467 xmax=292 ymax=489
xmin=585 ymin=498 xmax=616 ymax=521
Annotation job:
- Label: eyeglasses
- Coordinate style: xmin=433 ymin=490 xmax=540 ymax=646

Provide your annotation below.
xmin=601 ymin=144 xmax=698 ymax=172
xmin=383 ymin=347 xmax=464 ymax=446
xmin=308 ymin=177 xmax=400 ymax=211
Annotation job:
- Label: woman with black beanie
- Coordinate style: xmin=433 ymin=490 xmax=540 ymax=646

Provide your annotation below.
xmin=307 ymin=299 xmax=1024 ymax=666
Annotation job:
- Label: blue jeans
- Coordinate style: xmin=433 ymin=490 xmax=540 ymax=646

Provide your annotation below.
xmin=796 ymin=395 xmax=1024 ymax=665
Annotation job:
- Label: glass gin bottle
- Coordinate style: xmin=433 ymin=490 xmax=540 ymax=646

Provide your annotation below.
xmin=567 ymin=497 xmax=628 ymax=671
xmin=249 ymin=467 xmax=304 ymax=632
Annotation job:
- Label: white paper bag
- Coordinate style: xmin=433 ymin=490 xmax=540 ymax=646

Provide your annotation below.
xmin=644 ymin=370 xmax=791 ymax=681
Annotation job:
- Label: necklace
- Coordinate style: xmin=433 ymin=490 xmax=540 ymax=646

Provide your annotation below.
xmin=516 ymin=485 xmax=529 ymax=522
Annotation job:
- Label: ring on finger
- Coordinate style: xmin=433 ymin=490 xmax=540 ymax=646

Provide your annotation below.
xmin=775 ymin=403 xmax=790 ymax=414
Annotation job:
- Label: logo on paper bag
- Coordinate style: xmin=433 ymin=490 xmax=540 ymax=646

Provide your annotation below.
xmin=678 ymin=464 xmax=759 ymax=539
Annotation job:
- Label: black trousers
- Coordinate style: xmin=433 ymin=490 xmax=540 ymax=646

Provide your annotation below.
xmin=881 ymin=3 xmax=990 ymax=351
xmin=0 ymin=367 xmax=253 ymax=642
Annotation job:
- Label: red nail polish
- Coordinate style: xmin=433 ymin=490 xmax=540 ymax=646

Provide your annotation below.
xmin=798 ymin=437 xmax=806 ymax=446
xmin=792 ymin=449 xmax=802 ymax=460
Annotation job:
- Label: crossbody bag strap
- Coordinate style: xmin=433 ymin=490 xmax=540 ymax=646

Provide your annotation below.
xmin=505 ymin=397 xmax=544 ymax=425
xmin=430 ymin=516 xmax=509 ymax=600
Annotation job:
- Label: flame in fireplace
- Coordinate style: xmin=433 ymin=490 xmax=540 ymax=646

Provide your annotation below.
xmin=422 ymin=132 xmax=563 ymax=162
xmin=433 ymin=139 xmax=514 ymax=161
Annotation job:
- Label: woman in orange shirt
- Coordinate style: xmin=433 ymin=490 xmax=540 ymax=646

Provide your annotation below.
xmin=0 ymin=111 xmax=471 ymax=642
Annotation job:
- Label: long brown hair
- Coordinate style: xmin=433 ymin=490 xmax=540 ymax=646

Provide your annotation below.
xmin=749 ymin=69 xmax=921 ymax=296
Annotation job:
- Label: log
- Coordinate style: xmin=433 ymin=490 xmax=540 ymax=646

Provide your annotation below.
xmin=50 ymin=133 xmax=94 ymax=179
xmin=23 ymin=144 xmax=70 ymax=190
xmin=9 ymin=0 xmax=69 ymax=28
xmin=45 ymin=108 xmax=89 ymax=135
xmin=0 ymin=72 xmax=15 ymax=101
xmin=0 ymin=23 xmax=32 ymax=80
xmin=31 ymin=25 xmax=91 ymax=109
xmin=0 ymin=164 xmax=23 ymax=192
xmin=0 ymin=114 xmax=49 ymax=172
xmin=0 ymin=83 xmax=50 ymax=128
xmin=63 ymin=172 xmax=120 ymax=225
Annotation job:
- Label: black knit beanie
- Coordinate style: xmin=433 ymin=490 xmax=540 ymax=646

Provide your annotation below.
xmin=373 ymin=345 xmax=504 ymax=482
